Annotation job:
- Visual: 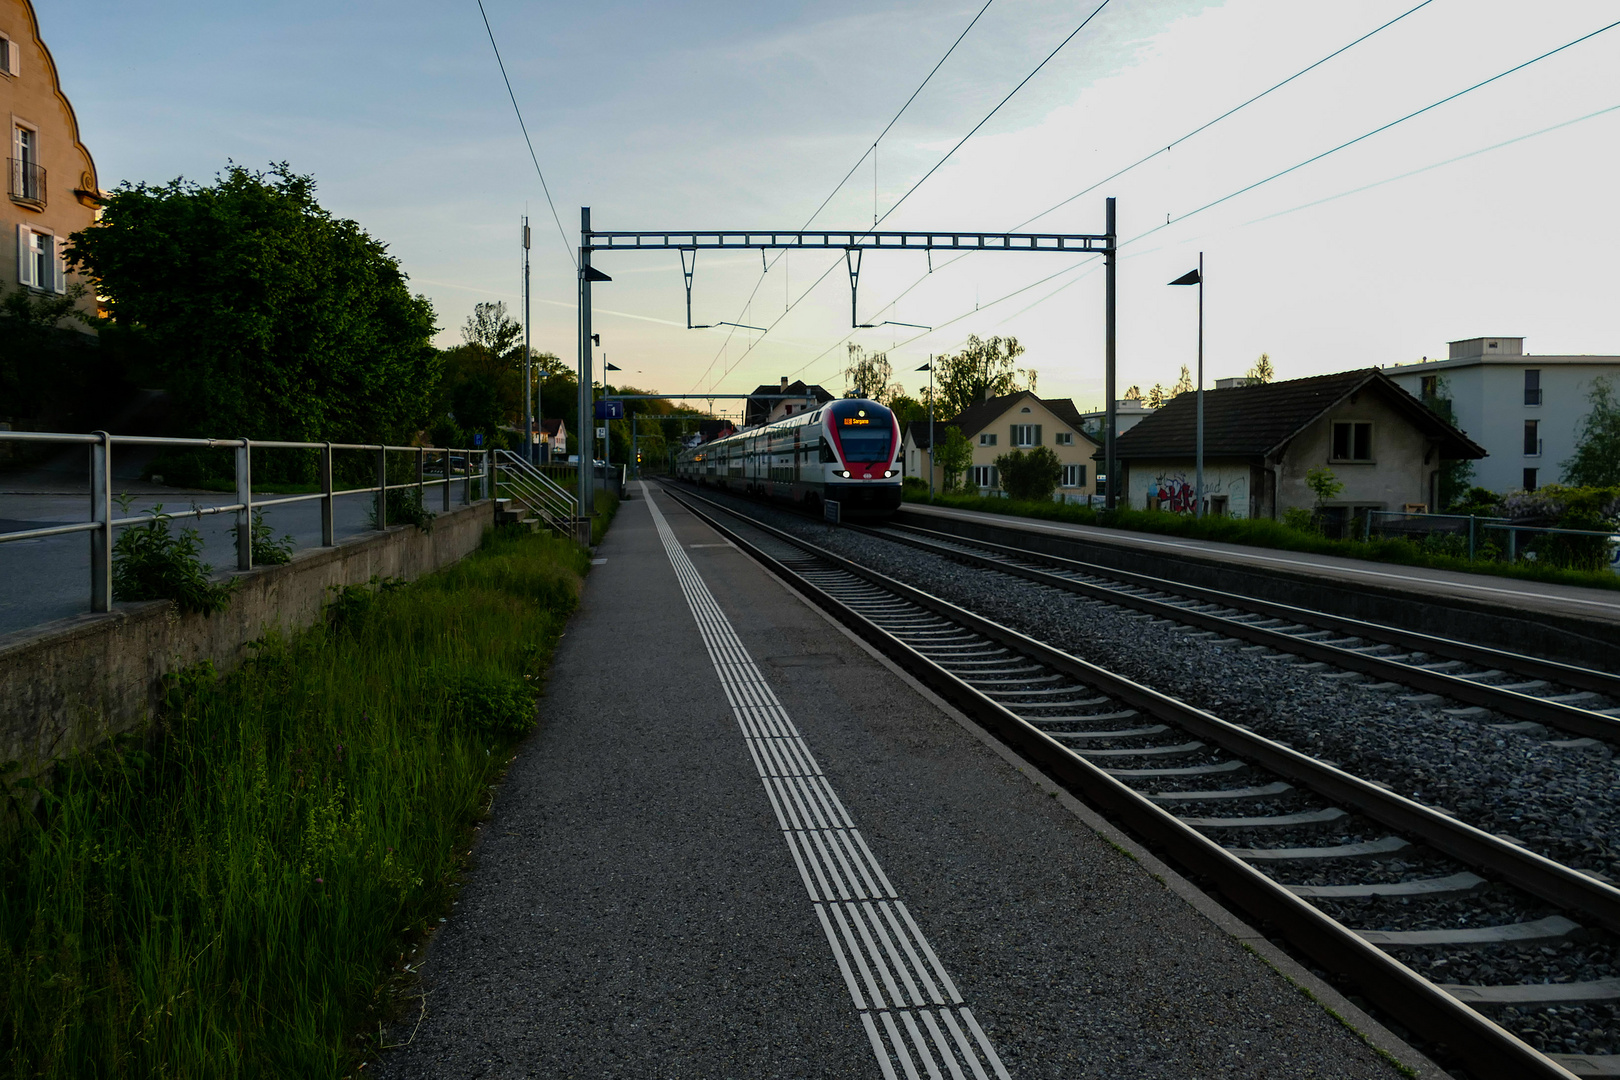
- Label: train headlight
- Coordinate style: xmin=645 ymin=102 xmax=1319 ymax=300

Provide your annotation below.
xmin=839 ymin=470 xmax=850 ymax=478
xmin=883 ymin=470 xmax=894 ymax=477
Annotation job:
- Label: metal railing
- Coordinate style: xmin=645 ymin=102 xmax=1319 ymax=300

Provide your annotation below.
xmin=0 ymin=430 xmax=491 ymax=614
xmin=492 ymin=449 xmax=580 ymax=535
xmin=8 ymin=157 xmax=44 ymax=204
xmin=1364 ymin=508 xmax=1619 ymax=570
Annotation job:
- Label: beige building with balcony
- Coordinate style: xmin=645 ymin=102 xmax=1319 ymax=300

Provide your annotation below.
xmin=2 ymin=0 xmax=99 ymax=314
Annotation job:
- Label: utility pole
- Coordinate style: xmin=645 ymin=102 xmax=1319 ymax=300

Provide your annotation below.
xmin=522 ymin=216 xmax=532 ymax=464
xmin=1104 ymin=196 xmax=1118 ymax=511
xmin=578 ymin=208 xmax=592 ymax=532
xmin=1196 ymin=250 xmax=1205 ymax=518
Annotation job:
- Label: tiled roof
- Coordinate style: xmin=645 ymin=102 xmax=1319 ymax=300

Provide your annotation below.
xmin=941 ymin=390 xmax=1097 ymax=445
xmin=744 ymin=380 xmax=833 ymax=426
xmin=1112 ymin=368 xmax=1485 ymax=460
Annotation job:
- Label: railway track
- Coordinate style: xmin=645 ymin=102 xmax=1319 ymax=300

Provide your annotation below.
xmin=660 ymin=481 xmax=1620 ymax=1080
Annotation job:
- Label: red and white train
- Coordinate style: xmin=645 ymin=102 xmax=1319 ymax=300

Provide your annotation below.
xmin=674 ymin=398 xmax=903 ymax=518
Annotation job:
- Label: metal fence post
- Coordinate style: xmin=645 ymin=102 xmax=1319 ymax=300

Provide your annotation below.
xmin=491 ymin=452 xmax=499 ymax=505
xmin=1468 ymin=515 xmax=1476 ymax=561
xmin=417 ymin=446 xmax=426 ymax=510
xmin=90 ymin=430 xmax=112 ymax=612
xmin=376 ymin=446 xmax=388 ymax=529
xmin=442 ymin=449 xmax=451 ymax=511
xmin=235 ymin=439 xmax=253 ymax=570
xmin=1363 ymin=510 xmax=1373 ymax=543
xmin=1508 ymin=527 xmax=1517 ymax=563
xmin=320 ymin=442 xmax=336 ymax=546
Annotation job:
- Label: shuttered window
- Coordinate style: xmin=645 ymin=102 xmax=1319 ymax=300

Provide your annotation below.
xmin=1010 ymin=424 xmax=1040 ymax=447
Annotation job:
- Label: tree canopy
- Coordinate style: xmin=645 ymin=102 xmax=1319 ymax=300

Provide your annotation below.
xmin=1247 ymin=353 xmax=1275 ymax=385
xmin=66 ymin=163 xmax=438 ymax=444
xmin=934 ymin=335 xmax=1036 ymax=418
xmin=1563 ymin=376 xmax=1620 ymax=487
xmin=843 ymin=344 xmax=900 ymax=403
xmin=994 ymin=446 xmax=1062 ymax=501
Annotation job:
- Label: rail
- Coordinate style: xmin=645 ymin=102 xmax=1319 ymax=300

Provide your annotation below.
xmin=0 ymin=430 xmax=490 ymax=614
xmin=1364 ymin=508 xmax=1620 ymax=570
xmin=492 ymin=449 xmax=580 ymax=535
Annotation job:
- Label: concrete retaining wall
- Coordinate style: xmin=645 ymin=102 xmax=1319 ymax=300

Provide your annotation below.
xmin=0 ymin=500 xmax=494 ymax=781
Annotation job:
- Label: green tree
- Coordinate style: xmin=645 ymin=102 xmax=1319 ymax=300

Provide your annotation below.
xmin=1246 ymin=353 xmax=1275 ymax=384
xmin=1306 ymin=465 xmax=1343 ymax=508
xmin=0 ymin=283 xmax=115 ymax=431
xmin=1170 ymin=365 xmax=1194 ymax=397
xmin=887 ymin=393 xmax=928 ymax=428
xmin=994 ymin=445 xmax=1062 ymax=501
xmin=934 ymin=335 xmax=1036 ymax=417
xmin=463 ymin=302 xmax=522 ymax=361
xmin=1563 ymin=376 xmax=1620 ymax=487
xmin=66 ymin=163 xmax=438 ymax=447
xmin=935 ymin=426 xmax=973 ymax=492
xmin=1146 ymin=383 xmax=1169 ymax=408
xmin=843 ymin=343 xmax=898 ymax=402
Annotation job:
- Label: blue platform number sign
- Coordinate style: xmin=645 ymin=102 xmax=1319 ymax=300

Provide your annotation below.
xmin=594 ymin=400 xmax=625 ymax=420
xmin=473 ymin=433 xmax=483 ymax=447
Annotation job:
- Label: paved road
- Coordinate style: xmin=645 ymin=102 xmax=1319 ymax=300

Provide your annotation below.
xmin=374 ymin=484 xmax=1417 ymax=1079
xmin=0 ymin=484 xmax=476 ymax=638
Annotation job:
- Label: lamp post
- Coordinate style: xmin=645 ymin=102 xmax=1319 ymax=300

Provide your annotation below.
xmin=1169 ymin=255 xmax=1204 ymax=517
xmin=916 ymin=359 xmax=934 ymax=501
xmin=522 ymin=216 xmax=533 ymax=464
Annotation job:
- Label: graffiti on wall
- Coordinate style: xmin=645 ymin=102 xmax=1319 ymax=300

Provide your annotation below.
xmin=1145 ymin=470 xmax=1248 ymax=515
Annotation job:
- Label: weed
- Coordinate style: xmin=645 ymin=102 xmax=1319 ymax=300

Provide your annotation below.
xmin=368 ymin=488 xmax=436 ymax=533
xmin=230 ymin=508 xmax=296 ymax=565
xmin=110 ymin=497 xmax=236 ymax=614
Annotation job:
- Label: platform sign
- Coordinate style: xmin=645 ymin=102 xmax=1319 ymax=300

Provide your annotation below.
xmin=594 ymin=400 xmax=625 ymax=420
xmin=824 ymin=499 xmax=841 ymax=525
xmin=473 ymin=433 xmax=483 ymax=447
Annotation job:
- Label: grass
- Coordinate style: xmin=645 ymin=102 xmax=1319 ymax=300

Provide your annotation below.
xmin=907 ymin=490 xmax=1620 ymax=592
xmin=0 ymin=524 xmax=597 ymax=1078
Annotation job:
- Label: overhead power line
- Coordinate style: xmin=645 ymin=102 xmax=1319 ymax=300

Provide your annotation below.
xmin=476 ymin=0 xmax=576 ymax=270
xmin=684 ymin=0 xmax=997 ymax=396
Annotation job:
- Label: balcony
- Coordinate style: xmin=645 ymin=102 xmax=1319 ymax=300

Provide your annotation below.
xmin=1524 ymin=387 xmax=1543 ymax=406
xmin=9 ymin=158 xmax=45 ymax=206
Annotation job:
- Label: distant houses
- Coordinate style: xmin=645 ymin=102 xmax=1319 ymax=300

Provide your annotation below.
xmin=1110 ymin=369 xmax=1483 ymax=523
xmin=902 ymin=390 xmax=1101 ymax=500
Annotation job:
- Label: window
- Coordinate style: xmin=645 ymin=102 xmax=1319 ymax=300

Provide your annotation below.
xmin=1524 ymin=369 xmax=1541 ymax=406
xmin=15 ymin=225 xmax=63 ymax=292
xmin=0 ymin=32 xmax=16 ymax=77
xmin=1010 ymin=424 xmax=1040 ymax=447
xmin=1523 ymin=468 xmax=1538 ymax=491
xmin=979 ymin=433 xmax=996 ymax=446
xmin=1061 ymin=464 xmax=1086 ymax=488
xmin=1523 ymin=419 xmax=1540 ymax=456
xmin=1330 ymin=421 xmax=1372 ymax=461
xmin=1420 ymin=375 xmax=1438 ymax=398
xmin=1054 ymin=431 xmax=1073 ymax=446
xmin=11 ymin=124 xmax=44 ymax=204
xmin=971 ymin=465 xmax=998 ymax=489
xmin=1210 ymin=495 xmax=1229 ymax=517
xmin=1019 ymin=406 xmax=1031 ymax=413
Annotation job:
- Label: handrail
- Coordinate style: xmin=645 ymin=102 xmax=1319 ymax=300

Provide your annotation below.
xmin=0 ymin=430 xmax=493 ymax=617
xmin=492 ymin=450 xmax=579 ymax=534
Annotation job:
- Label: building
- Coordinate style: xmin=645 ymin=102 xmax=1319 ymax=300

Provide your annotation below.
xmin=1111 ymin=369 xmax=1483 ymax=521
xmin=1078 ymin=397 xmax=1155 ymax=440
xmin=1383 ymin=337 xmax=1620 ymax=493
xmin=2 ymin=0 xmax=99 ymax=313
xmin=539 ymin=418 xmax=567 ymax=461
xmin=901 ymin=390 xmax=1101 ymax=500
xmin=744 ymin=377 xmax=833 ymax=427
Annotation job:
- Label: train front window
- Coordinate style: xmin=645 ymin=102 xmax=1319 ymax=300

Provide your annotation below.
xmin=836 ymin=428 xmax=892 ymax=463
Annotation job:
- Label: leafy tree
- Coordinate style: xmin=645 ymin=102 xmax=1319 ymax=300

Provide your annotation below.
xmin=1563 ymin=376 xmax=1620 ymax=487
xmin=66 ymin=163 xmax=438 ymax=449
xmin=1146 ymin=383 xmax=1169 ymax=408
xmin=463 ymin=302 xmax=522 ymax=360
xmin=1305 ymin=465 xmax=1343 ymax=507
xmin=1170 ymin=365 xmax=1194 ymax=397
xmin=935 ymin=426 xmax=973 ymax=492
xmin=1121 ymin=384 xmax=1143 ymax=402
xmin=934 ymin=335 xmax=1035 ymax=417
xmin=994 ymin=446 xmax=1062 ymax=501
xmin=887 ymin=393 xmax=929 ymax=428
xmin=843 ymin=343 xmax=898 ymax=402
xmin=0 ymin=283 xmax=118 ymax=432
xmin=1246 ymin=352 xmax=1275 ymax=385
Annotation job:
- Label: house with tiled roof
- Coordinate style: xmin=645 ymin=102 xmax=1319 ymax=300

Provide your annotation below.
xmin=744 ymin=377 xmax=834 ymax=427
xmin=1110 ymin=368 xmax=1484 ymax=521
xmin=901 ymin=389 xmax=1101 ymax=499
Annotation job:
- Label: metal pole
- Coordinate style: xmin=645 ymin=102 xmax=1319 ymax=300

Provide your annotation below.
xmin=578 ymin=206 xmax=595 ymax=539
xmin=523 ymin=216 xmax=533 ymax=465
xmin=320 ymin=442 xmax=335 ymax=545
xmin=928 ymin=357 xmax=935 ymax=501
xmin=442 ymin=449 xmax=451 ymax=511
xmin=631 ymin=412 xmax=637 ymax=479
xmin=1469 ymin=514 xmax=1476 ymax=561
xmin=235 ymin=439 xmax=253 ymax=570
xmin=1104 ymin=197 xmax=1118 ymax=511
xmin=90 ymin=431 xmax=112 ymax=612
xmin=376 ymin=446 xmax=387 ymax=530
xmin=417 ymin=446 xmax=425 ymax=513
xmin=1195 ymin=250 xmax=1204 ymax=519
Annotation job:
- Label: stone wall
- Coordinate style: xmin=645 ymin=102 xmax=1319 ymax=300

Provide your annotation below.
xmin=0 ymin=500 xmax=493 ymax=781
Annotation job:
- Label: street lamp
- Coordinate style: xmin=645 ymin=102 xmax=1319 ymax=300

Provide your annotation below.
xmin=1169 ymin=256 xmax=1204 ymax=517
xmin=916 ymin=360 xmax=934 ymax=501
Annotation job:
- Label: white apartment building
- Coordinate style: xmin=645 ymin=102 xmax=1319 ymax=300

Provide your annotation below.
xmin=1384 ymin=337 xmax=1620 ymax=493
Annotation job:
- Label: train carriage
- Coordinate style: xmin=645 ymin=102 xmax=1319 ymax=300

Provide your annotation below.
xmin=675 ymin=398 xmax=903 ymax=518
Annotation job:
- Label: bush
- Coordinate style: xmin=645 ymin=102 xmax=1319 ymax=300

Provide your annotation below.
xmin=994 ymin=446 xmax=1062 ymax=502
xmin=436 ymin=670 xmax=536 ymax=735
xmin=1280 ymin=506 xmax=1315 ymax=532
xmin=902 ymin=475 xmax=929 ymax=495
xmin=111 ymin=503 xmax=236 ymax=614
xmin=368 ymin=487 xmax=435 ymax=532
xmin=230 ymin=508 xmax=295 ymax=565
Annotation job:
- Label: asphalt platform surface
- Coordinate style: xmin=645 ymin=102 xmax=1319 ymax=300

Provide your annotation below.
xmin=375 ymin=485 xmax=1412 ymax=1079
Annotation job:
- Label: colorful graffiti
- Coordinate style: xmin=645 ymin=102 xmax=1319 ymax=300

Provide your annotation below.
xmin=1146 ymin=476 xmax=1198 ymax=513
xmin=1145 ymin=469 xmax=1248 ymax=515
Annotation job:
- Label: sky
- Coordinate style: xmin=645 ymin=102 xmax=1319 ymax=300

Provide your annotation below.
xmin=39 ymin=0 xmax=1620 ymax=418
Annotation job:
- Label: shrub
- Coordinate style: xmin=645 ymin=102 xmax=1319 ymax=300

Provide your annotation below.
xmin=230 ymin=508 xmax=295 ymax=565
xmin=111 ymin=502 xmax=236 ymax=614
xmin=368 ymin=487 xmax=435 ymax=532
xmin=436 ymin=669 xmax=536 ymax=735
xmin=1280 ymin=506 xmax=1315 ymax=532
xmin=994 ymin=446 xmax=1062 ymax=502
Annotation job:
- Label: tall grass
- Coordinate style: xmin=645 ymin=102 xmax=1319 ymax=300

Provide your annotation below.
xmin=0 ymin=526 xmax=591 ymax=1078
xmin=907 ymin=490 xmax=1620 ymax=591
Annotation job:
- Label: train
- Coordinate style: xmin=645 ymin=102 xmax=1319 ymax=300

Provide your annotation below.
xmin=674 ymin=397 xmax=904 ymax=519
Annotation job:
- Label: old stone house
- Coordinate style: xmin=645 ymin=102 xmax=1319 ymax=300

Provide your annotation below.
xmin=1111 ymin=369 xmax=1484 ymax=521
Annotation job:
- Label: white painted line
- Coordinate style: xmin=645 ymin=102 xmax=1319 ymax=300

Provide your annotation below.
xmin=920 ymin=1009 xmax=969 ymax=1080
xmin=591 ymin=557 xmax=607 ymax=564
xmin=881 ymin=1011 xmax=924 ymax=1080
xmin=960 ymin=1008 xmax=1012 ymax=1080
xmin=643 ymin=485 xmax=1008 ymax=1076
xmin=863 ymin=1013 xmax=901 ymax=1080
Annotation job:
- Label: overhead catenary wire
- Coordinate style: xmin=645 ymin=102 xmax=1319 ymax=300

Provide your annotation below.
xmin=476 ymin=0 xmax=576 ymax=271
xmin=683 ymin=0 xmax=997 ymax=396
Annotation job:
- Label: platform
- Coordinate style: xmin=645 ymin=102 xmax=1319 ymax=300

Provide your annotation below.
xmin=376 ymin=483 xmax=1426 ymax=1079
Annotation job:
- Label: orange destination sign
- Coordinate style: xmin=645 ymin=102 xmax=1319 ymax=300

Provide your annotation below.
xmin=841 ymin=417 xmax=871 ymax=425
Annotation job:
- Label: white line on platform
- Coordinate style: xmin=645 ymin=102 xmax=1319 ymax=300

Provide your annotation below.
xmin=644 ymin=484 xmax=1011 ymax=1080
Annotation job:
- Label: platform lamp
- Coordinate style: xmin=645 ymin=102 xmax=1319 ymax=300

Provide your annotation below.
xmin=1169 ymin=256 xmax=1204 ymax=518
xmin=602 ymin=361 xmax=621 ymax=473
xmin=916 ymin=360 xmax=934 ymax=501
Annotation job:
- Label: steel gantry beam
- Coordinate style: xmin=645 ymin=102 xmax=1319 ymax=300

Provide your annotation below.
xmin=576 ymin=201 xmax=1122 ymax=518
